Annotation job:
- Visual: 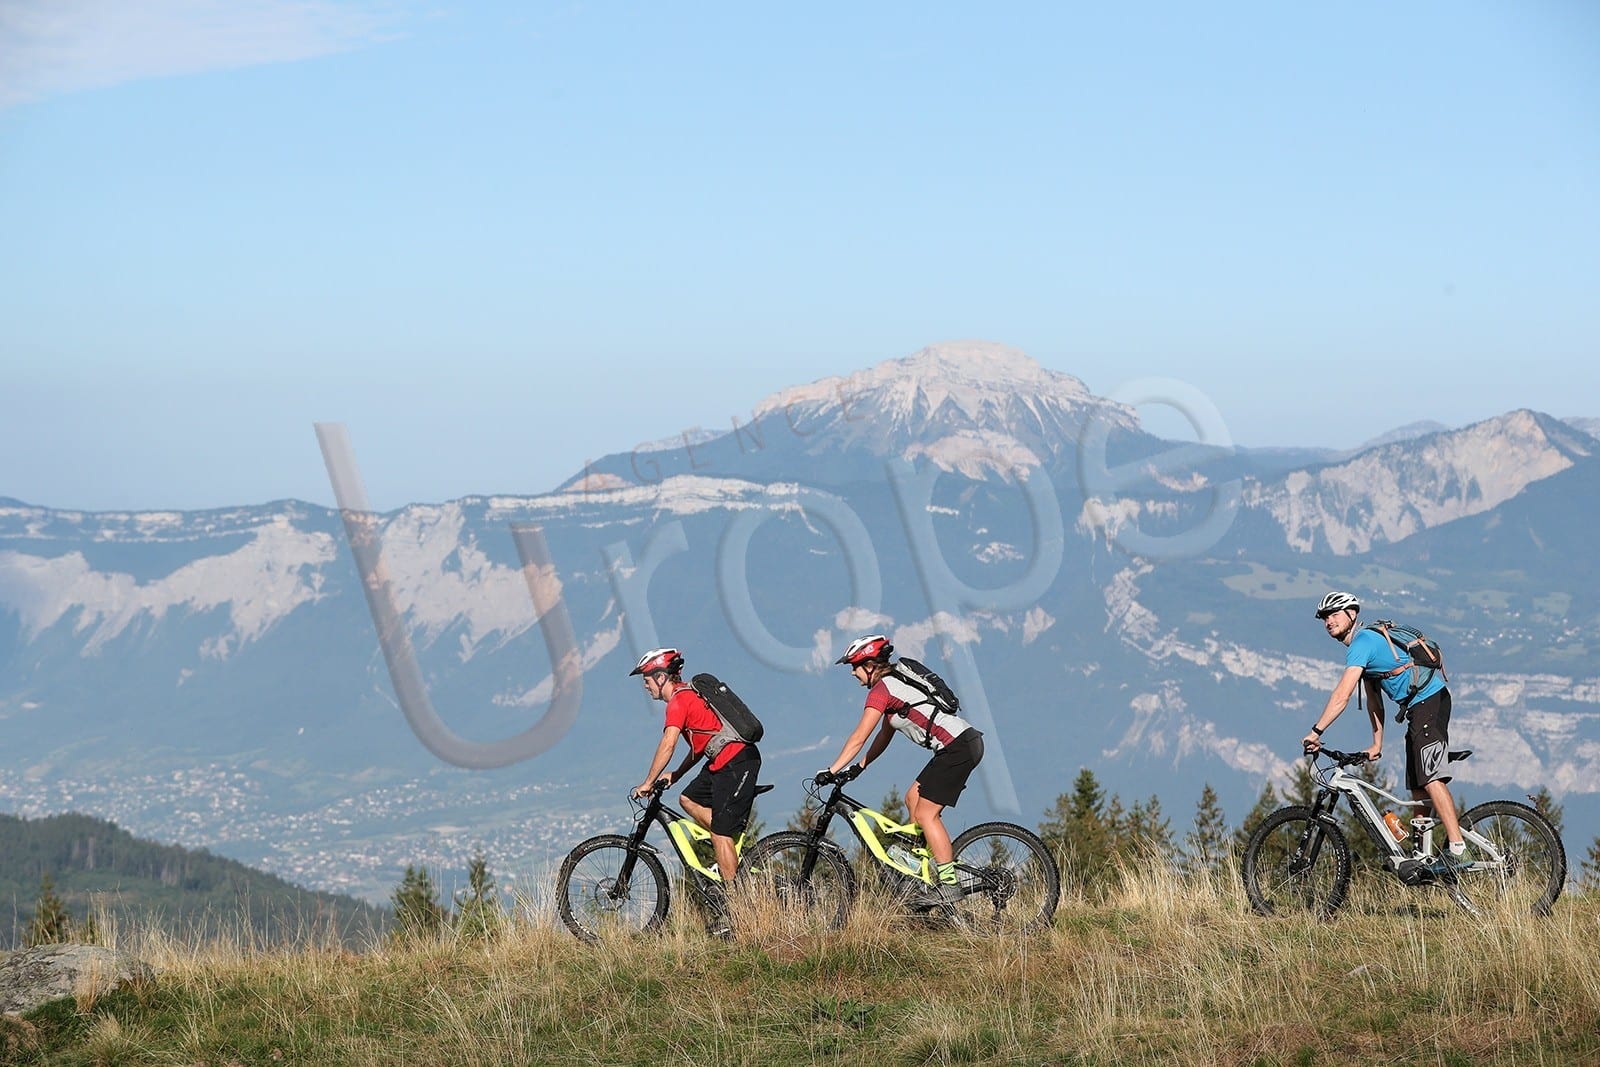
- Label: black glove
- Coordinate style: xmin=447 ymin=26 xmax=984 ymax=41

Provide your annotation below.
xmin=814 ymin=769 xmax=836 ymax=785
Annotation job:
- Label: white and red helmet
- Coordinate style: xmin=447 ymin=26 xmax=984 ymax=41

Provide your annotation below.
xmin=629 ymin=648 xmax=685 ymax=677
xmin=836 ymin=634 xmax=893 ymax=667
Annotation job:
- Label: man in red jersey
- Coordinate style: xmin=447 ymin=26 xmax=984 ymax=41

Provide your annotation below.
xmin=630 ymin=648 xmax=762 ymax=892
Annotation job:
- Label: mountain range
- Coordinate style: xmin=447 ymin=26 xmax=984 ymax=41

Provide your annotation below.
xmin=2 ymin=341 xmax=1596 ymax=900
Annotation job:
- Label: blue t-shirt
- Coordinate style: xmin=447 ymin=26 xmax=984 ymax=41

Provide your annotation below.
xmin=1346 ymin=628 xmax=1446 ymax=708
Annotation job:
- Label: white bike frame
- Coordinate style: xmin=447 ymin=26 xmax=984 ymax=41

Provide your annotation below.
xmin=1312 ymin=757 xmax=1510 ymax=873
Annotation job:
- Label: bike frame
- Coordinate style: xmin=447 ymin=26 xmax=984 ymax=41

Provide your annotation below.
xmin=616 ymin=784 xmax=747 ymax=888
xmin=800 ymin=777 xmax=935 ymax=884
xmin=1309 ymin=750 xmax=1515 ymax=874
xmin=1310 ymin=758 xmax=1432 ymax=864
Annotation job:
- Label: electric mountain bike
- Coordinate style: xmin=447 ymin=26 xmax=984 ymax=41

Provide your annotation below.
xmin=1242 ymin=747 xmax=1566 ymax=920
xmin=556 ymin=778 xmax=773 ymax=942
xmin=743 ymin=768 xmax=1060 ymax=935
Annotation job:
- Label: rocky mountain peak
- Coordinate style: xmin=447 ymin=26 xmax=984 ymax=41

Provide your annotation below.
xmin=743 ymin=341 xmax=1139 ymax=477
xmin=1246 ymin=407 xmax=1591 ymax=555
xmin=753 ymin=341 xmax=1097 ymax=423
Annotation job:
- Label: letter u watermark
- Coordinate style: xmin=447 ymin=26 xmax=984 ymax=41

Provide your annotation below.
xmin=315 ymin=423 xmax=583 ymax=769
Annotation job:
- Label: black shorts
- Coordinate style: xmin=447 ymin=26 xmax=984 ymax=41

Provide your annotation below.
xmin=915 ymin=729 xmax=984 ymax=808
xmin=1404 ymin=689 xmax=1452 ymax=792
xmin=681 ymin=744 xmax=762 ymax=837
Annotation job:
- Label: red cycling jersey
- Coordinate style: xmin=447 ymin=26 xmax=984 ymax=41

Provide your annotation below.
xmin=665 ymin=686 xmax=745 ymax=771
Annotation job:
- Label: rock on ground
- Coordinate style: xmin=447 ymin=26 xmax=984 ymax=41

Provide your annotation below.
xmin=0 ymin=943 xmax=154 ymax=1017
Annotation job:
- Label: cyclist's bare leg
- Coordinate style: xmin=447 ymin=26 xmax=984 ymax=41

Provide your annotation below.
xmin=681 ymin=795 xmax=712 ymax=829
xmin=906 ymin=782 xmax=953 ymax=864
xmin=679 ymin=795 xmax=738 ymax=882
xmin=1414 ymin=781 xmax=1463 ymax=843
xmin=711 ymin=833 xmax=737 ymax=883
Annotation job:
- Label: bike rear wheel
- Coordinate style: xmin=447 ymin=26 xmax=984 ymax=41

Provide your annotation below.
xmin=556 ymin=834 xmax=671 ymax=943
xmin=741 ymin=831 xmax=856 ymax=933
xmin=1242 ymin=805 xmax=1352 ymax=920
xmin=1451 ymin=800 xmax=1566 ymax=917
xmin=948 ymin=822 xmax=1060 ymax=935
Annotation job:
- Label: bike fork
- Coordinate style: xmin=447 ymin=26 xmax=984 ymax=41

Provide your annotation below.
xmin=610 ymin=820 xmax=655 ymax=899
xmin=1292 ymin=793 xmax=1338 ymax=873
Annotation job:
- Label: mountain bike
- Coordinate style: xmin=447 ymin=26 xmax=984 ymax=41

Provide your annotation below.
xmin=1242 ymin=747 xmax=1566 ymax=920
xmin=742 ymin=768 xmax=1059 ymax=935
xmin=555 ymin=778 xmax=773 ymax=942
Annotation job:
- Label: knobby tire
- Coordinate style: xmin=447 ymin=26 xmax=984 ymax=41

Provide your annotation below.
xmin=1242 ymin=805 xmax=1352 ymax=920
xmin=556 ymin=834 xmax=670 ymax=943
xmin=1453 ymin=799 xmax=1566 ymax=917
xmin=948 ymin=821 xmax=1061 ymax=935
xmin=742 ymin=831 xmax=857 ymax=933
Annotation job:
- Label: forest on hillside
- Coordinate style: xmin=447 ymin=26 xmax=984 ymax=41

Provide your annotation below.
xmin=0 ymin=812 xmax=386 ymax=949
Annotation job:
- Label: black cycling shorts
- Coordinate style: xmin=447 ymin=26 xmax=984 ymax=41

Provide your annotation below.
xmin=681 ymin=744 xmax=762 ymax=837
xmin=915 ymin=729 xmax=984 ymax=808
xmin=1404 ymin=689 xmax=1452 ymax=792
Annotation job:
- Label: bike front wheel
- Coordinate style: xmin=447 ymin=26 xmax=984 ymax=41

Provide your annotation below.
xmin=556 ymin=834 xmax=671 ymax=943
xmin=1452 ymin=800 xmax=1566 ymax=917
xmin=1242 ymin=805 xmax=1352 ymax=920
xmin=741 ymin=831 xmax=857 ymax=934
xmin=948 ymin=822 xmax=1061 ymax=935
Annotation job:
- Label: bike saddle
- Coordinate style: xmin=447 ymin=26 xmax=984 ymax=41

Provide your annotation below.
xmin=755 ymin=783 xmax=775 ymax=795
xmin=1447 ymin=750 xmax=1472 ymax=763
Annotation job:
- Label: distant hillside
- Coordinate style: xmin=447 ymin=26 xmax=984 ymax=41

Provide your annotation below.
xmin=1564 ymin=416 xmax=1600 ymax=440
xmin=0 ymin=812 xmax=387 ymax=948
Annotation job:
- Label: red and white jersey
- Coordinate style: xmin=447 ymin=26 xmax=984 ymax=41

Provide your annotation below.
xmin=865 ymin=675 xmax=972 ymax=751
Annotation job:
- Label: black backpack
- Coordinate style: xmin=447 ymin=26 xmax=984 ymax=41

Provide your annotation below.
xmin=689 ymin=673 xmax=764 ymax=744
xmin=890 ymin=657 xmax=960 ymax=747
xmin=1363 ymin=620 xmax=1446 ymax=714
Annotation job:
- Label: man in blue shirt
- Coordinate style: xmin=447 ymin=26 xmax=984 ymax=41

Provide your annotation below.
xmin=1301 ymin=591 xmax=1466 ymax=867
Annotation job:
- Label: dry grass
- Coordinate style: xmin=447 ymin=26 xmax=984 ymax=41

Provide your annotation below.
xmin=15 ymin=864 xmax=1600 ymax=1066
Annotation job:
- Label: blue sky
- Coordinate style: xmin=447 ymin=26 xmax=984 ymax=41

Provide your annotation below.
xmin=2 ymin=1 xmax=1597 ymax=511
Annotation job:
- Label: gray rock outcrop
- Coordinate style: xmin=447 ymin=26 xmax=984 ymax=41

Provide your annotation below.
xmin=0 ymin=943 xmax=154 ymax=1016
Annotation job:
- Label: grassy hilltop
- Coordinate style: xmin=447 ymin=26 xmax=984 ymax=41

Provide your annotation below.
xmin=5 ymin=867 xmax=1599 ymax=1066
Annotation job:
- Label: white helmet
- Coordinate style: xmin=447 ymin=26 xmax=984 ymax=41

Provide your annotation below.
xmin=1314 ymin=591 xmax=1361 ymax=619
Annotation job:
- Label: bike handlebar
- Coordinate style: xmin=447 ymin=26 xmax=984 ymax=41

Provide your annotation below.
xmin=1311 ymin=747 xmax=1374 ymax=768
xmin=812 ymin=765 xmax=862 ymax=787
xmin=628 ymin=778 xmax=671 ymax=812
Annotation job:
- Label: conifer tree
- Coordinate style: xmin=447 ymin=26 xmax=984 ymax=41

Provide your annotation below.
xmin=878 ymin=785 xmax=908 ymax=824
xmin=1582 ymin=836 xmax=1600 ymax=891
xmin=1183 ymin=784 xmax=1230 ymax=879
xmin=1527 ymin=787 xmax=1565 ymax=837
xmin=1039 ymin=768 xmax=1112 ymax=895
xmin=1284 ymin=761 xmax=1318 ymax=808
xmin=391 ymin=864 xmax=446 ymax=939
xmin=26 ymin=873 xmax=74 ymax=947
xmin=1104 ymin=795 xmax=1128 ymax=856
xmin=453 ymin=853 xmax=503 ymax=942
xmin=1127 ymin=795 xmax=1174 ymax=860
xmin=1234 ymin=782 xmax=1280 ymax=855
